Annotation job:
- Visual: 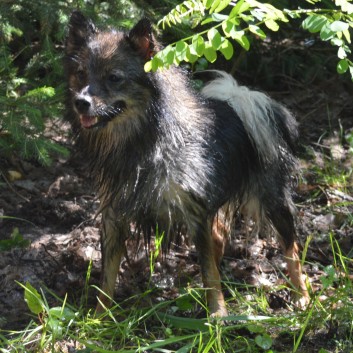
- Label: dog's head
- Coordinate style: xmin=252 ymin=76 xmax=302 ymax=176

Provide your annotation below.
xmin=65 ymin=11 xmax=158 ymax=130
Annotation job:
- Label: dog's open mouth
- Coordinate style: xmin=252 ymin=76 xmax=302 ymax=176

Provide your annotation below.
xmin=80 ymin=101 xmax=126 ymax=129
xmin=80 ymin=115 xmax=98 ymax=128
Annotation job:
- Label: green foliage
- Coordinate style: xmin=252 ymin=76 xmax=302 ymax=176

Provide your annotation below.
xmin=146 ymin=0 xmax=353 ymax=80
xmin=4 ymin=227 xmax=353 ymax=352
xmin=0 ymin=218 xmax=350 ymax=352
xmin=3 ymin=257 xmax=352 ymax=353
xmin=0 ymin=227 xmax=30 ymax=251
xmin=23 ymin=282 xmax=44 ymax=315
xmin=0 ymin=1 xmax=69 ymax=165
xmin=301 ymin=5 xmax=353 ymax=76
xmin=149 ymin=226 xmax=164 ymax=275
xmin=19 ymin=281 xmax=77 ymax=349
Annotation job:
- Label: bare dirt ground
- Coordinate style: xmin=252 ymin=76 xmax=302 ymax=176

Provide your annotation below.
xmin=0 ymin=76 xmax=352 ymax=340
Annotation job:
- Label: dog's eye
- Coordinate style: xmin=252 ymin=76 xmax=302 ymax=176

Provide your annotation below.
xmin=108 ymin=74 xmax=121 ymax=83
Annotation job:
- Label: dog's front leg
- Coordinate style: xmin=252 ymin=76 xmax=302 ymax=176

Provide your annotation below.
xmin=194 ymin=218 xmax=228 ymax=318
xmin=96 ymin=206 xmax=127 ymax=314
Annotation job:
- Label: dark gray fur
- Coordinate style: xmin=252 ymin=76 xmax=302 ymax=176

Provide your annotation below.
xmin=65 ymin=11 xmax=301 ymax=313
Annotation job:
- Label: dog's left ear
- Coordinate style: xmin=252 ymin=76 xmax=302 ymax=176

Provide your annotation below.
xmin=66 ymin=11 xmax=96 ymax=54
xmin=127 ymin=18 xmax=157 ymax=61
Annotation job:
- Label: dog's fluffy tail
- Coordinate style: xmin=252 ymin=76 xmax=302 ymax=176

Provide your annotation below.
xmin=201 ymin=70 xmax=296 ymax=162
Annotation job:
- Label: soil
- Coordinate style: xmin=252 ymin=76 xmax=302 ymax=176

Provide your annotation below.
xmin=0 ymin=76 xmax=353 ymax=350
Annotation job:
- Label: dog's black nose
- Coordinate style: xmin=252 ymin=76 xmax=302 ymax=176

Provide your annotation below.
xmin=75 ymin=98 xmax=91 ymax=113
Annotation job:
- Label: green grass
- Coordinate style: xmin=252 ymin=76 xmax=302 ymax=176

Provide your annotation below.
xmin=1 ymin=233 xmax=352 ymax=353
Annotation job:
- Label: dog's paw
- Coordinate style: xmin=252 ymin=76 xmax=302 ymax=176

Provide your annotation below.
xmin=210 ymin=306 xmax=228 ymax=319
xmin=292 ymin=291 xmax=310 ymax=309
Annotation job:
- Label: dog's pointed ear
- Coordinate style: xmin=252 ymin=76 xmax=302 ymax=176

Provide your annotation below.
xmin=127 ymin=18 xmax=157 ymax=61
xmin=66 ymin=11 xmax=96 ymax=54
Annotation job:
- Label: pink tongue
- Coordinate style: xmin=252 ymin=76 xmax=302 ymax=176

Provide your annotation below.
xmin=80 ymin=115 xmax=97 ymax=128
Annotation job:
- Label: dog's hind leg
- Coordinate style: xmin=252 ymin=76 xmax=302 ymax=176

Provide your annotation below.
xmin=284 ymin=242 xmax=309 ymax=307
xmin=265 ymin=201 xmax=309 ymax=307
xmin=211 ymin=209 xmax=229 ymax=267
xmin=96 ymin=206 xmax=127 ymax=314
xmin=195 ymin=217 xmax=228 ymax=318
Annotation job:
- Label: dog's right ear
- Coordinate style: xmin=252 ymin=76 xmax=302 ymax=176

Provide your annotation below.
xmin=66 ymin=11 xmax=96 ymax=54
xmin=127 ymin=18 xmax=158 ymax=61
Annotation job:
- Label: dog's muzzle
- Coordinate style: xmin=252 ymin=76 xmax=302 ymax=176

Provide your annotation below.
xmin=75 ymin=98 xmax=126 ymax=129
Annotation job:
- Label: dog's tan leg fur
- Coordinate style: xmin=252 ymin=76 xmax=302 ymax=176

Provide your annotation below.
xmin=285 ymin=242 xmax=309 ymax=307
xmin=200 ymin=231 xmax=227 ymax=317
xmin=202 ymin=260 xmax=228 ymax=318
xmin=211 ymin=211 xmax=309 ymax=312
xmin=96 ymin=249 xmax=124 ymax=313
xmin=197 ymin=216 xmax=229 ymax=318
xmin=96 ymin=206 xmax=126 ymax=314
xmin=211 ymin=216 xmax=228 ymax=266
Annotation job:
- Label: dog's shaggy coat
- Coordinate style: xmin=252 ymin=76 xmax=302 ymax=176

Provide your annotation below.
xmin=65 ymin=11 xmax=308 ymax=316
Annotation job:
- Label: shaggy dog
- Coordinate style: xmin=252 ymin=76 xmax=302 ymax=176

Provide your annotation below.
xmin=65 ymin=11 xmax=308 ymax=317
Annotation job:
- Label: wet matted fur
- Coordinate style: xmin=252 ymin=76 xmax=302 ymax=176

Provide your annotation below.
xmin=65 ymin=11 xmax=309 ymax=317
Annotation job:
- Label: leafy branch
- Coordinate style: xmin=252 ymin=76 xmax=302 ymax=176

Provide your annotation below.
xmin=0 ymin=2 xmax=69 ymax=165
xmin=145 ymin=0 xmax=353 ymax=80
